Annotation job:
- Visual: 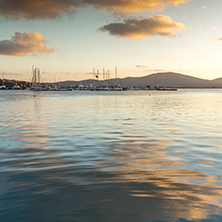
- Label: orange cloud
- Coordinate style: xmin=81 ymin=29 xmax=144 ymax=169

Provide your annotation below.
xmin=199 ymin=6 xmax=207 ymax=10
xmin=136 ymin=65 xmax=148 ymax=68
xmin=84 ymin=0 xmax=193 ymax=13
xmin=0 ymin=0 xmax=193 ymax=19
xmin=0 ymin=32 xmax=54 ymax=56
xmin=99 ymin=15 xmax=186 ymax=39
xmin=0 ymin=0 xmax=74 ymax=19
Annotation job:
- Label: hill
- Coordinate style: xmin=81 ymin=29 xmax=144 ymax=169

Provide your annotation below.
xmin=210 ymin=77 xmax=222 ymax=87
xmin=53 ymin=72 xmax=222 ymax=88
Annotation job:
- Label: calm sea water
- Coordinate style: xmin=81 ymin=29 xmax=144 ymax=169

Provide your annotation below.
xmin=1 ymin=89 xmax=222 ymax=222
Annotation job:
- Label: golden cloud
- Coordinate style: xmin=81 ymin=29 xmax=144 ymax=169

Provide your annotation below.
xmin=0 ymin=0 xmax=193 ymax=19
xmin=0 ymin=32 xmax=54 ymax=56
xmin=0 ymin=0 xmax=74 ymax=19
xmin=99 ymin=15 xmax=186 ymax=39
xmin=84 ymin=0 xmax=193 ymax=13
xmin=136 ymin=65 xmax=148 ymax=68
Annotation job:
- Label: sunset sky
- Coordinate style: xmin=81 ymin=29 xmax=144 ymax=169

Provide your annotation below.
xmin=1 ymin=0 xmax=222 ymax=81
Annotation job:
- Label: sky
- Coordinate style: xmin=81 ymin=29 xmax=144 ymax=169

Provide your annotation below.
xmin=0 ymin=0 xmax=222 ymax=82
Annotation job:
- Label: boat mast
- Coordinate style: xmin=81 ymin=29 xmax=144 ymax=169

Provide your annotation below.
xmin=115 ymin=67 xmax=122 ymax=87
xmin=97 ymin=69 xmax=99 ymax=87
xmin=31 ymin=65 xmax=41 ymax=87
xmin=103 ymin=68 xmax=105 ymax=87
xmin=31 ymin=65 xmax=34 ymax=86
xmin=38 ymin=68 xmax=40 ymax=86
xmin=2 ymin=72 xmax=4 ymax=86
xmin=106 ymin=70 xmax=108 ymax=87
xmin=93 ymin=68 xmax=95 ymax=87
xmin=115 ymin=67 xmax=117 ymax=86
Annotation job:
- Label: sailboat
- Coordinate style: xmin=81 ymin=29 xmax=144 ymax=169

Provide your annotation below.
xmin=28 ymin=66 xmax=47 ymax=91
xmin=112 ymin=67 xmax=123 ymax=91
xmin=92 ymin=69 xmax=110 ymax=91
xmin=98 ymin=69 xmax=109 ymax=91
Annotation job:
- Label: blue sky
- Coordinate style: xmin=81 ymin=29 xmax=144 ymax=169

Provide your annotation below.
xmin=0 ymin=0 xmax=222 ymax=81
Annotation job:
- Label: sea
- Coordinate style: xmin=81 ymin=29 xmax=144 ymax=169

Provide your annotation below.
xmin=0 ymin=89 xmax=222 ymax=222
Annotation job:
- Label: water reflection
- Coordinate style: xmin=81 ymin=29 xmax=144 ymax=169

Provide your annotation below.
xmin=103 ymin=137 xmax=222 ymax=220
xmin=1 ymin=90 xmax=222 ymax=221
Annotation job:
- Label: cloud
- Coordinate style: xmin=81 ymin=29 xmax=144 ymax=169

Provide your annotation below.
xmin=0 ymin=0 xmax=74 ymax=20
xmin=0 ymin=0 xmax=193 ymax=19
xmin=136 ymin=65 xmax=148 ymax=68
xmin=83 ymin=0 xmax=193 ymax=13
xmin=0 ymin=32 xmax=54 ymax=56
xmin=199 ymin=6 xmax=207 ymax=10
xmin=99 ymin=15 xmax=186 ymax=39
xmin=154 ymin=69 xmax=166 ymax=72
xmin=1 ymin=72 xmax=22 ymax=76
xmin=211 ymin=37 xmax=222 ymax=41
xmin=195 ymin=24 xmax=202 ymax=29
xmin=145 ymin=69 xmax=167 ymax=72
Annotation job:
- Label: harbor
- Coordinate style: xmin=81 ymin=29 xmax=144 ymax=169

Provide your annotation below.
xmin=0 ymin=66 xmax=180 ymax=91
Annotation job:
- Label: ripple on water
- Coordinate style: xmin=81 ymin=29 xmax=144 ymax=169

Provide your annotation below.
xmin=1 ymin=89 xmax=222 ymax=221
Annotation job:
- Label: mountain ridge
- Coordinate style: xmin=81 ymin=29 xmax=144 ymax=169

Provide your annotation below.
xmin=51 ymin=72 xmax=222 ymax=88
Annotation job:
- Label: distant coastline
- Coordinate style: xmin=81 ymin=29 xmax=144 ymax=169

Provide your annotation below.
xmin=50 ymin=72 xmax=222 ymax=89
xmin=1 ymin=72 xmax=222 ymax=89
